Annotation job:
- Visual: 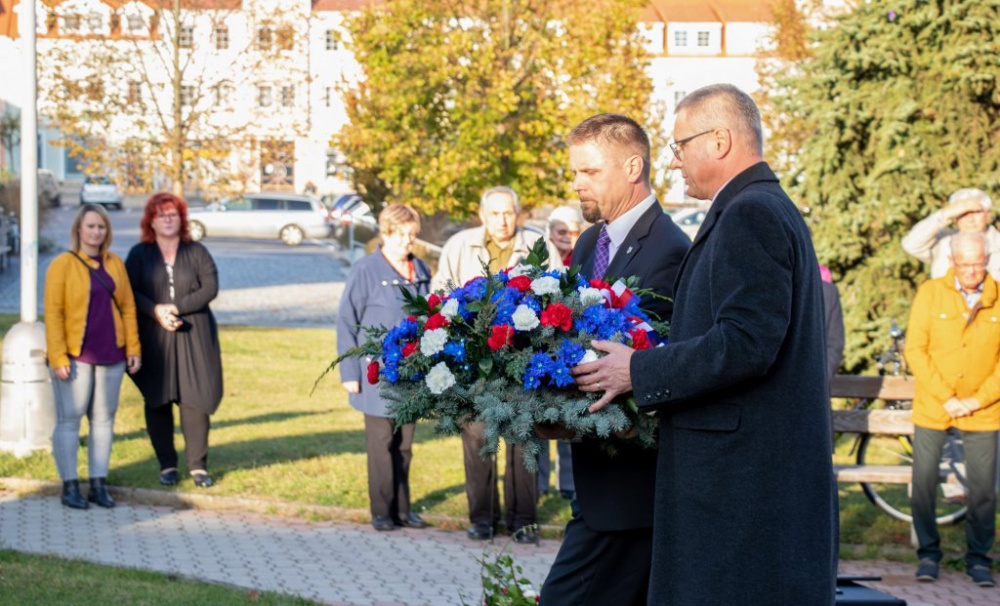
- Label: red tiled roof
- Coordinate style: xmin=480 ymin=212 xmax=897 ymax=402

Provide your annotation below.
xmin=642 ymin=0 xmax=774 ymax=23
xmin=310 ymin=0 xmax=774 ymax=22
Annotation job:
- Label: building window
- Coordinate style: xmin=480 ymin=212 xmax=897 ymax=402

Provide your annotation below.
xmin=276 ymin=25 xmax=294 ymax=51
xmin=213 ymin=27 xmax=229 ymax=50
xmin=128 ymin=81 xmax=142 ymax=105
xmin=180 ymin=85 xmax=195 ymax=107
xmin=281 ymin=86 xmax=294 ymax=108
xmin=214 ymin=83 xmax=233 ymax=107
xmin=325 ymin=30 xmax=339 ymax=51
xmin=179 ymin=26 xmax=194 ymax=49
xmin=63 ymin=14 xmax=82 ymax=33
xmin=674 ymin=91 xmax=687 ymax=106
xmin=674 ymin=31 xmax=687 ymax=47
xmin=87 ymin=12 xmax=102 ymax=31
xmin=258 ymin=85 xmax=272 ymax=107
xmin=127 ymin=15 xmax=144 ymax=33
xmin=324 ymin=87 xmax=335 ymax=108
xmin=257 ymin=27 xmax=272 ymax=50
xmin=697 ymin=31 xmax=710 ymax=47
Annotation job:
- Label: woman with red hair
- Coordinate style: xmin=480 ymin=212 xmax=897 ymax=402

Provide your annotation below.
xmin=126 ymin=192 xmax=223 ymax=488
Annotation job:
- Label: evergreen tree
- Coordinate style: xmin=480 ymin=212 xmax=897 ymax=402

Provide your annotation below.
xmin=336 ymin=0 xmax=659 ymax=219
xmin=777 ymin=0 xmax=1000 ymax=369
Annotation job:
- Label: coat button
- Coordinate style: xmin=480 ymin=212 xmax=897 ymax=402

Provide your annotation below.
xmin=664 ymin=389 xmax=671 ymax=398
xmin=644 ymin=394 xmax=652 ymax=401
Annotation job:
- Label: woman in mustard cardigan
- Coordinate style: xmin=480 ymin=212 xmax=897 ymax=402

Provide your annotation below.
xmin=44 ymin=204 xmax=141 ymax=510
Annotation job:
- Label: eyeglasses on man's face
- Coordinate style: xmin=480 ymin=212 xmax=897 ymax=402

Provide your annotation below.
xmin=669 ymin=129 xmax=717 ymax=161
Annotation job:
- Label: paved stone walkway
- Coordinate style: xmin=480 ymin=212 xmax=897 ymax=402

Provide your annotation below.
xmin=0 ymin=489 xmax=993 ymax=605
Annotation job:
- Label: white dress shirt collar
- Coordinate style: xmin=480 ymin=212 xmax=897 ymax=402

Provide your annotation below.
xmin=605 ymin=194 xmax=657 ymax=263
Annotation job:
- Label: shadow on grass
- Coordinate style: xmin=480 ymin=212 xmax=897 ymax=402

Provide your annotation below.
xmin=411 ymin=483 xmax=466 ymax=512
xmin=110 ymin=426 xmax=456 ymax=484
xmin=114 ymin=410 xmax=331 ymax=442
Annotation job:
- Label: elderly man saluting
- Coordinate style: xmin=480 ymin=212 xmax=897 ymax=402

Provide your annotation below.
xmin=905 ymin=231 xmax=1000 ymax=588
xmin=902 ymin=188 xmax=1000 ymax=279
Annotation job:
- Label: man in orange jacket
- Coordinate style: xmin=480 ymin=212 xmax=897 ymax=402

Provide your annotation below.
xmin=905 ymin=231 xmax=1000 ymax=588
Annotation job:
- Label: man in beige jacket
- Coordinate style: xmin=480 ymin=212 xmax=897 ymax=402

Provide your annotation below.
xmin=431 ymin=186 xmax=560 ymax=543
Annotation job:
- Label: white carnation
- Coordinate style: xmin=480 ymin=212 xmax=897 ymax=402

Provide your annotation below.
xmin=511 ymin=304 xmax=540 ymax=331
xmin=508 ymin=264 xmax=530 ymax=278
xmin=580 ymin=349 xmax=600 ymax=364
xmin=420 ymin=328 xmax=449 ymax=356
xmin=440 ymin=298 xmax=459 ymax=319
xmin=530 ymin=276 xmax=561 ymax=296
xmin=577 ymin=286 xmax=604 ymax=306
xmin=425 ymin=362 xmax=456 ymax=395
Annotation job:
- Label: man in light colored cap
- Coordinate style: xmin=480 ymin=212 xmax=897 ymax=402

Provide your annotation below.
xmin=902 ymin=188 xmax=1000 ymax=279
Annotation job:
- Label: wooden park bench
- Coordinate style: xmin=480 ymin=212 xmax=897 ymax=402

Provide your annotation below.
xmin=831 ymin=375 xmax=963 ymax=487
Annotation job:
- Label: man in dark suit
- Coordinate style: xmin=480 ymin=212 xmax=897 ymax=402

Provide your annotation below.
xmin=538 ymin=114 xmax=689 ymax=605
xmin=575 ymin=85 xmax=838 ymax=605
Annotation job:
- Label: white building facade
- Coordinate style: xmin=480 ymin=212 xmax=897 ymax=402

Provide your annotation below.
xmin=1 ymin=0 xmax=835 ymax=201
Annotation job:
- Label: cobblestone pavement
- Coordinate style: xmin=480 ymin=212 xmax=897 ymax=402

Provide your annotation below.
xmin=0 ymin=490 xmax=993 ymax=606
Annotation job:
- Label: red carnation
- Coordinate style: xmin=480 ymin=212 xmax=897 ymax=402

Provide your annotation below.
xmin=406 ymin=315 xmax=417 ymax=322
xmin=540 ymin=303 xmax=573 ymax=331
xmin=589 ymin=278 xmax=610 ymax=290
xmin=425 ymin=313 xmax=449 ymax=330
xmin=402 ymin=342 xmax=418 ymax=357
xmin=488 ymin=324 xmax=514 ymax=351
xmin=427 ymin=293 xmax=442 ymax=311
xmin=508 ymin=275 xmax=532 ymax=292
xmin=366 ymin=361 xmax=380 ymax=384
xmin=629 ymin=328 xmax=651 ymax=351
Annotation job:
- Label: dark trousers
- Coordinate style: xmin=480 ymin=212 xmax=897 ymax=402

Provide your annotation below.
xmin=912 ymin=426 xmax=997 ymax=567
xmin=364 ymin=414 xmax=414 ymax=520
xmin=145 ymin=403 xmax=211 ymax=472
xmin=536 ymin=440 xmax=575 ymax=494
xmin=462 ymin=422 xmax=537 ymax=529
xmin=541 ymin=510 xmax=653 ymax=605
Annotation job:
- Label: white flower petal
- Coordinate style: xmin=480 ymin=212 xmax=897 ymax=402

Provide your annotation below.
xmin=511 ymin=304 xmax=540 ymax=331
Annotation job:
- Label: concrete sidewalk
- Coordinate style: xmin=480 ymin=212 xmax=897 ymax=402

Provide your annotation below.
xmin=0 ymin=489 xmax=992 ymax=606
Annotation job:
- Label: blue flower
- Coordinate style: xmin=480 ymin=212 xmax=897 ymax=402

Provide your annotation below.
xmin=547 ymin=360 xmax=574 ymax=388
xmin=556 ymin=339 xmax=585 ymax=367
xmin=443 ymin=340 xmax=467 ymax=362
xmin=523 ymin=352 xmax=553 ymax=390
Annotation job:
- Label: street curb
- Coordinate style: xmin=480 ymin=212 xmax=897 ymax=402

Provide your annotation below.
xmin=0 ymin=476 xmax=567 ymax=537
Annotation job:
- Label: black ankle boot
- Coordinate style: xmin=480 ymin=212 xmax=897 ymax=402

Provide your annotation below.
xmin=88 ymin=478 xmax=115 ymax=508
xmin=61 ymin=480 xmax=89 ymax=510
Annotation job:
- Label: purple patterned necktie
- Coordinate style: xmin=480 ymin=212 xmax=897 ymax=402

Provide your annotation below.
xmin=592 ymin=225 xmax=610 ymax=279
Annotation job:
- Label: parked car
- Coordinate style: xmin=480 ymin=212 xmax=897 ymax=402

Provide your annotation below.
xmin=670 ymin=207 xmax=708 ymax=240
xmin=321 ymin=192 xmax=364 ymax=222
xmin=38 ymin=169 xmax=60 ymax=207
xmin=80 ymin=175 xmax=123 ymax=209
xmin=188 ymin=193 xmax=333 ymax=246
xmin=333 ymin=199 xmax=379 ymax=249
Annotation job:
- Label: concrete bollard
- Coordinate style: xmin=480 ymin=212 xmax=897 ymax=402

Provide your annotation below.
xmin=0 ymin=322 xmax=54 ymax=457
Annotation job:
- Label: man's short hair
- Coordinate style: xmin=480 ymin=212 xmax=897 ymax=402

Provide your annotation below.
xmin=951 ymin=231 xmax=989 ymax=257
xmin=949 ymin=188 xmax=993 ymax=212
xmin=566 ymin=113 xmax=651 ymax=180
xmin=675 ymin=84 xmax=763 ymax=156
xmin=480 ymin=186 xmax=519 ymax=213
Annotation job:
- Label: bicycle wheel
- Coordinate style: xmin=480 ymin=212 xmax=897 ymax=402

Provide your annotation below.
xmin=857 ymin=433 xmax=967 ymax=525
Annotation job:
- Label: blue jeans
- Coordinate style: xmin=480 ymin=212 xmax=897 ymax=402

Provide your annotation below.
xmin=50 ymin=359 xmax=126 ymax=480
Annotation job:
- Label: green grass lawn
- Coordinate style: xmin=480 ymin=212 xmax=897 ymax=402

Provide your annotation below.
xmin=0 ymin=314 xmax=572 ymax=530
xmin=0 ymin=550 xmax=318 ymax=605
xmin=0 ymin=313 xmax=989 ymax=562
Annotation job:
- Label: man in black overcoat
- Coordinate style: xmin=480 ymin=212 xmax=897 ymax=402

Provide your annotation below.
xmin=538 ymin=114 xmax=689 ymax=605
xmin=574 ymin=85 xmax=838 ymax=605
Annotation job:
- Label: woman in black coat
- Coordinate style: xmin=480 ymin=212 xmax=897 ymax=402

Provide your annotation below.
xmin=126 ymin=192 xmax=223 ymax=488
xmin=337 ymin=203 xmax=430 ymax=531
